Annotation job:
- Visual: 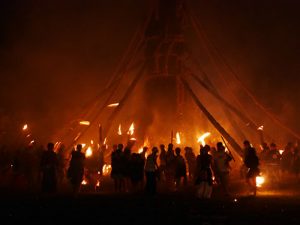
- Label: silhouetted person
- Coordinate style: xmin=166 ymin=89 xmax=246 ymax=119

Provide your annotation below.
xmin=40 ymin=143 xmax=58 ymax=193
xmin=67 ymin=144 xmax=85 ymax=194
xmin=145 ymin=147 xmax=159 ymax=195
xmin=165 ymin=143 xmax=175 ymax=190
xmin=184 ymin=147 xmax=196 ymax=181
xmin=159 ymin=144 xmax=167 ymax=181
xmin=213 ymin=142 xmax=232 ymax=196
xmin=243 ymin=140 xmax=259 ymax=196
xmin=281 ymin=142 xmax=294 ymax=174
xmin=111 ymin=144 xmax=125 ymax=192
xmin=174 ymin=147 xmax=187 ymax=190
xmin=130 ymin=152 xmax=145 ymax=192
xmin=195 ymin=145 xmax=213 ymax=199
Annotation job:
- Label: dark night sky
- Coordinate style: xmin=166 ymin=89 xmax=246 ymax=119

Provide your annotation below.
xmin=0 ymin=0 xmax=299 ymax=142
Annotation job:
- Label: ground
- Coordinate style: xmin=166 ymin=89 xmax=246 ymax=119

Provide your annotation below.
xmin=1 ymin=177 xmax=300 ymax=225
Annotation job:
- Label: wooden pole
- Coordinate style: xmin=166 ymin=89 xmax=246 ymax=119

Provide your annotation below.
xmin=99 ymin=124 xmax=103 ymax=145
xmin=103 ymin=64 xmax=146 ymax=138
xmin=181 ymin=76 xmax=243 ymax=159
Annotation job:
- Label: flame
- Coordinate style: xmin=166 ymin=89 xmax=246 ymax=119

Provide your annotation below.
xmin=85 ymin=147 xmax=93 ymax=157
xmin=176 ymin=132 xmax=181 ymax=144
xmin=103 ymin=137 xmax=107 ymax=145
xmin=279 ymin=150 xmax=284 ymax=155
xmin=79 ymin=121 xmax=90 ymax=126
xmin=26 ymin=134 xmax=31 ymax=138
xmin=258 ymin=125 xmax=264 ymax=131
xmin=143 ymin=137 xmax=150 ymax=147
xmin=138 ymin=148 xmax=143 ymax=154
xmin=102 ymin=164 xmax=112 ymax=176
xmin=22 ymin=124 xmax=28 ymax=131
xmin=107 ymin=103 xmax=119 ymax=108
xmin=127 ymin=123 xmax=135 ymax=135
xmin=197 ymin=132 xmax=211 ymax=146
xmin=81 ymin=179 xmax=87 ymax=185
xmin=256 ymin=176 xmax=265 ymax=187
xmin=81 ymin=143 xmax=86 ymax=148
xmin=118 ymin=124 xmax=122 ymax=135
xmin=29 ymin=140 xmax=35 ymax=145
xmin=96 ymin=180 xmax=100 ymax=187
xmin=90 ymin=140 xmax=94 ymax=145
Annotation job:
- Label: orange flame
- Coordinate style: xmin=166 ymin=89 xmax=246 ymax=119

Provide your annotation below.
xmin=102 ymin=164 xmax=112 ymax=176
xmin=256 ymin=175 xmax=265 ymax=187
xmin=81 ymin=179 xmax=87 ymax=185
xmin=197 ymin=132 xmax=211 ymax=146
xmin=127 ymin=122 xmax=135 ymax=136
xmin=96 ymin=180 xmax=100 ymax=187
xmin=85 ymin=146 xmax=93 ymax=157
xmin=117 ymin=124 xmax=122 ymax=135
xmin=176 ymin=132 xmax=181 ymax=144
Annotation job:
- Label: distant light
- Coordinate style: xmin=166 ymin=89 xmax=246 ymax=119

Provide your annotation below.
xmin=279 ymin=150 xmax=284 ymax=155
xmin=107 ymin=103 xmax=119 ymax=108
xmin=81 ymin=179 xmax=87 ymax=185
xmin=22 ymin=124 xmax=28 ymax=131
xmin=79 ymin=121 xmax=90 ymax=126
xmin=258 ymin=125 xmax=264 ymax=131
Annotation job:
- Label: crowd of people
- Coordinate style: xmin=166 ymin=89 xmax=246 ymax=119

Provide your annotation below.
xmin=0 ymin=139 xmax=300 ymax=198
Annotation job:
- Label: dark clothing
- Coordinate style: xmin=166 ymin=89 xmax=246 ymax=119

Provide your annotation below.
xmin=145 ymin=172 xmax=157 ymax=194
xmin=195 ymin=154 xmax=213 ymax=185
xmin=40 ymin=150 xmax=58 ymax=193
xmin=67 ymin=151 xmax=85 ymax=189
xmin=130 ymin=153 xmax=145 ymax=183
xmin=111 ymin=149 xmax=124 ymax=179
xmin=244 ymin=147 xmax=260 ymax=178
xmin=174 ymin=155 xmax=186 ymax=178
